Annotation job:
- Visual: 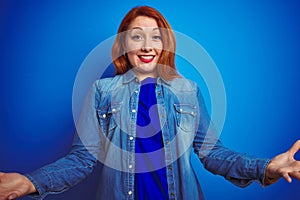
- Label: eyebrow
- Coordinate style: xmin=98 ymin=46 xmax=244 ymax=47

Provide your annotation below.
xmin=131 ymin=27 xmax=159 ymax=31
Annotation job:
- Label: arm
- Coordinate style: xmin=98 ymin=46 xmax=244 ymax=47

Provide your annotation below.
xmin=0 ymin=83 xmax=101 ymax=199
xmin=27 ymin=82 xmax=101 ymax=198
xmin=193 ymin=86 xmax=270 ymax=187
xmin=0 ymin=135 xmax=98 ymax=200
xmin=25 ymin=134 xmax=99 ymax=199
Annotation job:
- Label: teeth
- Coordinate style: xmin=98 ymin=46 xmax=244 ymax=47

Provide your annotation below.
xmin=140 ymin=56 xmax=154 ymax=59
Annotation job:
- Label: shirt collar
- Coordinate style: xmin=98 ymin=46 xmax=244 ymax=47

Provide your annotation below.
xmin=122 ymin=70 xmax=137 ymax=84
xmin=122 ymin=69 xmax=171 ymax=86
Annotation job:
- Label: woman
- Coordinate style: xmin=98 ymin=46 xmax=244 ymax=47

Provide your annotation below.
xmin=0 ymin=5 xmax=299 ymax=200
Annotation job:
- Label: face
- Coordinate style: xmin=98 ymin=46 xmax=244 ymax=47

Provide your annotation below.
xmin=124 ymin=16 xmax=163 ymax=80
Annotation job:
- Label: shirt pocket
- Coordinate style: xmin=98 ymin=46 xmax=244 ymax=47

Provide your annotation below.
xmin=174 ymin=103 xmax=196 ymax=132
xmin=96 ymin=103 xmax=122 ymax=138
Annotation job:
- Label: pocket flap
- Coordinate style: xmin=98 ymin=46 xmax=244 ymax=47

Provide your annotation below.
xmin=174 ymin=103 xmax=196 ymax=116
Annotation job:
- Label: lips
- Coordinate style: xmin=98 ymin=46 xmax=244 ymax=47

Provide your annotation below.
xmin=138 ymin=55 xmax=155 ymax=63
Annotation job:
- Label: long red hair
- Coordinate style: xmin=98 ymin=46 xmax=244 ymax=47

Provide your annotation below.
xmin=111 ymin=6 xmax=180 ymax=81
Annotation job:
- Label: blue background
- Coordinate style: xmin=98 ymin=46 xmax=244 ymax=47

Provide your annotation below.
xmin=1 ymin=0 xmax=300 ymax=199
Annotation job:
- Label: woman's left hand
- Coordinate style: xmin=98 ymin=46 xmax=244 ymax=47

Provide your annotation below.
xmin=265 ymin=140 xmax=300 ymax=185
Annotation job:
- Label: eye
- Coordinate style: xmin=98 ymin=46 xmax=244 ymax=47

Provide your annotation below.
xmin=153 ymin=35 xmax=162 ymax=41
xmin=131 ymin=34 xmax=143 ymax=41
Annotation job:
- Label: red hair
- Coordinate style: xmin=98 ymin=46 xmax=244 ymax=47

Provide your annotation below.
xmin=111 ymin=6 xmax=180 ymax=81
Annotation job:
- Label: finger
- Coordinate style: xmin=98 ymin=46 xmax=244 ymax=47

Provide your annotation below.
xmin=282 ymin=172 xmax=292 ymax=183
xmin=290 ymin=171 xmax=300 ymax=180
xmin=8 ymin=193 xmax=18 ymax=200
xmin=288 ymin=140 xmax=300 ymax=156
xmin=0 ymin=172 xmax=4 ymax=176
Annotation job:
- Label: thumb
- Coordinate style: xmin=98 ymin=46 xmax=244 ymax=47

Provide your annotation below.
xmin=8 ymin=193 xmax=18 ymax=200
xmin=288 ymin=140 xmax=300 ymax=157
xmin=0 ymin=172 xmax=5 ymax=177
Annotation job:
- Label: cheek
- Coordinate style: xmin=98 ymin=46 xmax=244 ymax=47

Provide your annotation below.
xmin=126 ymin=44 xmax=139 ymax=53
xmin=156 ymin=49 xmax=163 ymax=57
xmin=124 ymin=39 xmax=141 ymax=53
xmin=155 ymin=42 xmax=163 ymax=49
xmin=154 ymin=42 xmax=163 ymax=56
xmin=127 ymin=52 xmax=138 ymax=65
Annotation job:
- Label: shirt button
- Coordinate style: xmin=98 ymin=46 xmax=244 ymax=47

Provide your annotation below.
xmin=168 ymin=165 xmax=172 ymax=170
xmin=134 ymin=90 xmax=138 ymax=94
xmin=157 ymin=91 xmax=161 ymax=95
xmin=132 ymin=109 xmax=136 ymax=113
xmin=129 ymin=164 xmax=133 ymax=169
xmin=129 ymin=136 xmax=134 ymax=140
xmin=102 ymin=114 xmax=106 ymax=118
xmin=165 ymin=140 xmax=170 ymax=145
xmin=112 ymin=108 xmax=116 ymax=113
xmin=170 ymin=193 xmax=175 ymax=197
xmin=128 ymin=191 xmax=133 ymax=195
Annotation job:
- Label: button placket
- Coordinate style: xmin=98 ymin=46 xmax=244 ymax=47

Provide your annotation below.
xmin=128 ymin=82 xmax=140 ymax=200
xmin=155 ymin=83 xmax=177 ymax=199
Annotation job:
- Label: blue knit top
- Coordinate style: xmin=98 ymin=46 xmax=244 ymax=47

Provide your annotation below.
xmin=134 ymin=77 xmax=169 ymax=200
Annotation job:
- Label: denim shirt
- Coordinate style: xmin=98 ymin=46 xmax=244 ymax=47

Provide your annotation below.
xmin=25 ymin=70 xmax=270 ymax=200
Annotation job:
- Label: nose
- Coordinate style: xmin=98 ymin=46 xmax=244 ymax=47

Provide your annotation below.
xmin=141 ymin=38 xmax=153 ymax=52
xmin=141 ymin=46 xmax=152 ymax=52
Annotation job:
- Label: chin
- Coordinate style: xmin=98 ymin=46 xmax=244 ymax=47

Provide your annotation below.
xmin=139 ymin=64 xmax=157 ymax=70
xmin=134 ymin=65 xmax=157 ymax=75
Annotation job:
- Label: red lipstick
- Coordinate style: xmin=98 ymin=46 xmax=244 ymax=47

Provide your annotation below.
xmin=138 ymin=55 xmax=155 ymax=63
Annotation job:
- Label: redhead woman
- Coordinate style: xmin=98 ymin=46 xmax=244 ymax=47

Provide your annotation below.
xmin=0 ymin=6 xmax=299 ymax=200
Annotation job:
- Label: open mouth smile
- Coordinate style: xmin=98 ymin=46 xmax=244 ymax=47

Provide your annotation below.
xmin=138 ymin=55 xmax=155 ymax=63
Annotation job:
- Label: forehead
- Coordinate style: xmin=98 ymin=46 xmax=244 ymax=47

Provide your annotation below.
xmin=128 ymin=16 xmax=158 ymax=29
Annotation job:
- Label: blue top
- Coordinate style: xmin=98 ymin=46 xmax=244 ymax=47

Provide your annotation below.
xmin=135 ymin=77 xmax=169 ymax=200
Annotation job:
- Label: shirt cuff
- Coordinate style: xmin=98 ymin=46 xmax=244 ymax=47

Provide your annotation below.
xmin=24 ymin=168 xmax=52 ymax=200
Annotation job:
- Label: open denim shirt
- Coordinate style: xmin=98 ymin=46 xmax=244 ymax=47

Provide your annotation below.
xmin=26 ymin=70 xmax=270 ymax=200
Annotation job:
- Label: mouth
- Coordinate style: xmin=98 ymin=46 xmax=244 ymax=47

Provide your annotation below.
xmin=138 ymin=55 xmax=155 ymax=63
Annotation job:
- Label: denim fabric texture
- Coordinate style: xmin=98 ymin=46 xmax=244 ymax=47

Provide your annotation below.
xmin=25 ymin=70 xmax=270 ymax=200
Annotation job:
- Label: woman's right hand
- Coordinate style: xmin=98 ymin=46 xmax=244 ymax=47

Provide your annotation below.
xmin=0 ymin=172 xmax=36 ymax=200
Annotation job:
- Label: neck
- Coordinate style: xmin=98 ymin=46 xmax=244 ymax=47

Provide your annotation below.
xmin=133 ymin=70 xmax=158 ymax=81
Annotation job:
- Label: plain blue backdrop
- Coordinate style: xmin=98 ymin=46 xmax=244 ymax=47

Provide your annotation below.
xmin=1 ymin=0 xmax=300 ymax=199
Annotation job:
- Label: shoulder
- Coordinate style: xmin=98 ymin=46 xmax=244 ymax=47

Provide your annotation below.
xmin=168 ymin=77 xmax=198 ymax=92
xmin=93 ymin=75 xmax=123 ymax=92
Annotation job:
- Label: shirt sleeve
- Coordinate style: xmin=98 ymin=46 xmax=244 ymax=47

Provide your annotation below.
xmin=24 ymin=82 xmax=101 ymax=199
xmin=193 ymin=85 xmax=271 ymax=188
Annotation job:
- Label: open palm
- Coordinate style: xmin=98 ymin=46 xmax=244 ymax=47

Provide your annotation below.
xmin=266 ymin=140 xmax=300 ymax=184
